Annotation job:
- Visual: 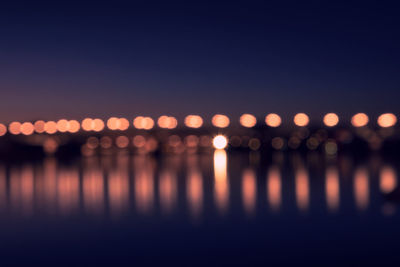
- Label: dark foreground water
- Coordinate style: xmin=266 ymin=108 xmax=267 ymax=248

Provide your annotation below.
xmin=0 ymin=150 xmax=399 ymax=266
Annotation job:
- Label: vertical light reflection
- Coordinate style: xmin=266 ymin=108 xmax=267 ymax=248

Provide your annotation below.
xmin=41 ymin=158 xmax=57 ymax=212
xmin=267 ymin=166 xmax=281 ymax=212
xmin=242 ymin=169 xmax=256 ymax=214
xmin=354 ymin=168 xmax=369 ymax=211
xmin=213 ymin=150 xmax=229 ymax=214
xmin=295 ymin=168 xmax=309 ymax=211
xmin=57 ymin=168 xmax=80 ymax=214
xmin=134 ymin=156 xmax=155 ymax=213
xmin=83 ymin=167 xmax=104 ymax=214
xmin=10 ymin=166 xmax=34 ymax=215
xmin=0 ymin=165 xmax=6 ymax=210
xmin=159 ymin=170 xmax=177 ymax=213
xmin=108 ymin=155 xmax=130 ymax=214
xmin=325 ymin=167 xmax=340 ymax=212
xmin=380 ymin=166 xmax=397 ymax=194
xmin=187 ymin=155 xmax=203 ymax=218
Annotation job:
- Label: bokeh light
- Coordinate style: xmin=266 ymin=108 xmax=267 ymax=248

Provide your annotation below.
xmin=351 ymin=113 xmax=369 ymax=127
xmin=213 ymin=135 xmax=228 ymax=149
xmin=0 ymin=123 xmax=6 ymax=136
xmin=20 ymin=122 xmax=34 ymax=135
xmin=133 ymin=116 xmax=155 ymax=130
xmin=9 ymin=122 xmax=22 ymax=135
xmin=107 ymin=117 xmax=129 ymax=131
xmin=184 ymin=115 xmax=203 ymax=128
xmin=68 ymin=120 xmax=81 ymax=133
xmin=293 ymin=113 xmax=309 ymax=127
xmin=44 ymin=121 xmax=57 ymax=134
xmin=56 ymin=119 xmax=69 ymax=132
xmin=240 ymin=114 xmax=257 ymax=128
xmin=377 ymin=113 xmax=397 ymax=128
xmin=265 ymin=113 xmax=282 ymax=127
xmin=323 ymin=113 xmax=339 ymax=127
xmin=212 ymin=114 xmax=230 ymax=128
xmin=34 ymin=120 xmax=46 ymax=133
xmin=157 ymin=115 xmax=178 ymax=129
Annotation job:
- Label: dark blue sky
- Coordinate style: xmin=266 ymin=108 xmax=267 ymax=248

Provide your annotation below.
xmin=0 ymin=0 xmax=399 ymax=122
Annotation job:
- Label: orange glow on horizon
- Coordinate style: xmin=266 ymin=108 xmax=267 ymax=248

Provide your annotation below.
xmin=240 ymin=114 xmax=257 ymax=128
xmin=351 ymin=113 xmax=369 ymax=127
xmin=265 ymin=113 xmax=282 ymax=127
xmin=323 ymin=113 xmax=339 ymax=127
xmin=212 ymin=114 xmax=230 ymax=128
xmin=184 ymin=115 xmax=203 ymax=128
xmin=377 ymin=113 xmax=397 ymax=128
xmin=294 ymin=113 xmax=309 ymax=127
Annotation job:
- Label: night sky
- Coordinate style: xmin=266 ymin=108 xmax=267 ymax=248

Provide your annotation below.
xmin=1 ymin=1 xmax=399 ymax=122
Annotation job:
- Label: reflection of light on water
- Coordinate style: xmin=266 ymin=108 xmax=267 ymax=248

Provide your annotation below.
xmin=83 ymin=168 xmax=104 ymax=214
xmin=0 ymin=165 xmax=6 ymax=208
xmin=213 ymin=150 xmax=229 ymax=214
xmin=267 ymin=166 xmax=281 ymax=211
xmin=57 ymin=169 xmax=79 ymax=214
xmin=10 ymin=166 xmax=34 ymax=215
xmin=295 ymin=168 xmax=309 ymax=211
xmin=325 ymin=167 xmax=340 ymax=212
xmin=354 ymin=168 xmax=369 ymax=211
xmin=159 ymin=170 xmax=177 ymax=213
xmin=380 ymin=166 xmax=397 ymax=194
xmin=187 ymin=168 xmax=203 ymax=218
xmin=242 ymin=169 xmax=256 ymax=214
xmin=108 ymin=156 xmax=130 ymax=214
xmin=134 ymin=156 xmax=154 ymax=213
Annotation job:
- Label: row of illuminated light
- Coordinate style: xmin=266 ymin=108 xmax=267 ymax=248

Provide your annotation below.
xmin=0 ymin=112 xmax=397 ymax=137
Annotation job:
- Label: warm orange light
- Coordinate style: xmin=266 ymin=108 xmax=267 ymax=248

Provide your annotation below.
xmin=0 ymin=123 xmax=6 ymax=136
xmin=56 ymin=119 xmax=69 ymax=132
xmin=133 ymin=135 xmax=146 ymax=148
xmin=294 ymin=113 xmax=309 ymax=127
xmin=34 ymin=120 xmax=46 ymax=133
xmin=211 ymin=114 xmax=230 ymax=128
xmin=212 ymin=135 xmax=228 ymax=149
xmin=380 ymin=166 xmax=397 ymax=194
xmin=93 ymin=119 xmax=105 ymax=132
xmin=44 ymin=121 xmax=57 ymax=134
xmin=68 ymin=120 xmax=80 ymax=133
xmin=119 ymin=118 xmax=130 ymax=130
xmin=82 ymin=118 xmax=93 ymax=131
xmin=323 ymin=113 xmax=339 ymax=127
xmin=242 ymin=169 xmax=256 ymax=214
xmin=239 ymin=114 xmax=257 ymax=128
xmin=351 ymin=113 xmax=369 ymax=127
xmin=9 ymin=121 xmax=22 ymax=135
xmin=133 ymin=116 xmax=155 ymax=130
xmin=377 ymin=113 xmax=397 ymax=128
xmin=107 ymin=117 xmax=129 ymax=130
xmin=184 ymin=115 xmax=203 ymax=128
xmin=20 ymin=122 xmax=34 ymax=135
xmin=265 ymin=113 xmax=281 ymax=127
xmin=157 ymin=115 xmax=178 ymax=129
xmin=116 ymin=136 xmax=129 ymax=148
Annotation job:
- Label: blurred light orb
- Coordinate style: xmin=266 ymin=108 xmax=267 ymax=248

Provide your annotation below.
xmin=107 ymin=117 xmax=119 ymax=130
xmin=212 ymin=114 xmax=230 ymax=128
xmin=82 ymin=118 xmax=93 ymax=131
xmin=184 ymin=115 xmax=203 ymax=128
xmin=351 ymin=113 xmax=369 ymax=127
xmin=9 ymin=122 xmax=22 ymax=135
xmin=377 ymin=113 xmax=397 ymax=128
xmin=56 ymin=119 xmax=69 ymax=132
xmin=213 ymin=135 xmax=228 ymax=149
xmin=294 ymin=113 xmax=309 ymax=127
xmin=0 ymin=123 xmax=7 ymax=136
xmin=93 ymin=119 xmax=105 ymax=132
xmin=68 ymin=120 xmax=80 ymax=133
xmin=20 ymin=122 xmax=34 ymax=135
xmin=240 ymin=114 xmax=257 ymax=128
xmin=157 ymin=115 xmax=178 ymax=129
xmin=133 ymin=116 xmax=154 ymax=130
xmin=116 ymin=135 xmax=129 ymax=148
xmin=34 ymin=120 xmax=46 ymax=133
xmin=265 ymin=113 xmax=282 ymax=127
xmin=44 ymin=121 xmax=57 ymax=134
xmin=323 ymin=113 xmax=339 ymax=127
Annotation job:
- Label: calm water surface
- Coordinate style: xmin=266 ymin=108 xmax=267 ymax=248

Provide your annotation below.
xmin=0 ymin=151 xmax=399 ymax=266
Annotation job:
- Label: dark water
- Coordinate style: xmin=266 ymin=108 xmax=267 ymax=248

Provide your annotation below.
xmin=0 ymin=151 xmax=399 ymax=266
